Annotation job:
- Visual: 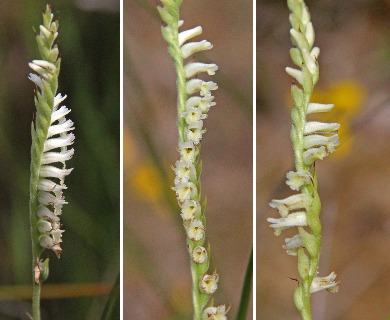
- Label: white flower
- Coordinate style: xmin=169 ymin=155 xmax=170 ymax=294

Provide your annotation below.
xmin=192 ymin=246 xmax=207 ymax=263
xmin=283 ymin=234 xmax=303 ymax=256
xmin=269 ymin=193 xmax=309 ymax=217
xmin=185 ymin=120 xmax=205 ymax=144
xmin=43 ymin=133 xmax=75 ymax=152
xmin=178 ymin=141 xmax=197 ymax=163
xmin=202 ymin=305 xmax=229 ymax=320
xmin=37 ymin=205 xmax=60 ymax=222
xmin=286 ymin=170 xmax=312 ymax=191
xmin=181 ymin=40 xmax=213 ymax=59
xmin=267 ymin=211 xmax=307 ymax=236
xmin=200 ymin=273 xmax=219 ymax=294
xmin=181 ymin=107 xmax=206 ymax=124
xmin=304 ymin=134 xmax=340 ymax=152
xmin=39 ymin=234 xmax=62 ymax=258
xmin=180 ymin=200 xmax=200 ymax=221
xmin=184 ymin=62 xmax=218 ymax=78
xmin=285 ymin=67 xmax=303 ymax=84
xmin=186 ymin=79 xmax=218 ymax=96
xmin=39 ymin=166 xmax=73 ymax=180
xmin=304 ymin=121 xmax=340 ymax=135
xmin=37 ymin=220 xmax=52 ymax=233
xmin=172 ymin=181 xmax=197 ymax=202
xmin=172 ymin=159 xmax=196 ymax=183
xmin=178 ymin=26 xmax=202 ymax=46
xmin=310 ymin=272 xmax=339 ymax=293
xmin=303 ymin=146 xmax=328 ymax=165
xmin=187 ymin=219 xmax=205 ymax=241
xmin=186 ymin=95 xmax=216 ymax=113
xmin=307 ymin=103 xmax=334 ymax=114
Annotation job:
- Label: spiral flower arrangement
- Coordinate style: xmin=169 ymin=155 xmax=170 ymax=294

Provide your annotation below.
xmin=158 ymin=0 xmax=227 ymax=319
xmin=29 ymin=5 xmax=74 ymax=318
xmin=267 ymin=0 xmax=339 ymax=318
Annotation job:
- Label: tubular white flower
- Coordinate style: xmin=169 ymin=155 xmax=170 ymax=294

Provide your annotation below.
xmin=28 ymin=73 xmax=43 ymax=90
xmin=180 ymin=200 xmax=200 ymax=221
xmin=202 ymin=305 xmax=229 ymax=320
xmin=283 ymin=234 xmax=303 ymax=256
xmin=181 ymin=107 xmax=206 ymax=124
xmin=178 ymin=141 xmax=198 ymax=163
xmin=41 ymin=149 xmax=74 ymax=165
xmin=186 ymin=95 xmax=216 ymax=113
xmin=178 ymin=26 xmax=202 ymax=46
xmin=310 ymin=272 xmax=339 ymax=293
xmin=286 ymin=170 xmax=312 ymax=191
xmin=307 ymin=102 xmax=334 ymax=114
xmin=304 ymin=134 xmax=340 ymax=152
xmin=185 ymin=120 xmax=205 ymax=144
xmin=47 ymin=119 xmax=74 ymax=137
xmin=172 ymin=181 xmax=197 ymax=203
xmin=269 ymin=193 xmax=309 ymax=217
xmin=43 ymin=133 xmax=75 ymax=152
xmin=187 ymin=219 xmax=205 ymax=241
xmin=192 ymin=246 xmax=207 ymax=264
xmin=186 ymin=79 xmax=218 ymax=96
xmin=184 ymin=62 xmax=218 ymax=78
xmin=37 ymin=220 xmax=52 ymax=233
xmin=38 ymin=179 xmax=67 ymax=192
xmin=285 ymin=67 xmax=303 ymax=84
xmin=172 ymin=159 xmax=196 ymax=183
xmin=304 ymin=121 xmax=340 ymax=135
xmin=181 ymin=40 xmax=213 ymax=59
xmin=200 ymin=273 xmax=219 ymax=294
xmin=267 ymin=211 xmax=307 ymax=235
xmin=303 ymin=146 xmax=329 ymax=165
xmin=39 ymin=166 xmax=73 ymax=180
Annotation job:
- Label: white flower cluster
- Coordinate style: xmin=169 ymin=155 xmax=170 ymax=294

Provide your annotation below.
xmin=169 ymin=22 xmax=222 ymax=305
xmin=267 ymin=0 xmax=339 ymax=295
xmin=29 ymin=15 xmax=74 ymax=258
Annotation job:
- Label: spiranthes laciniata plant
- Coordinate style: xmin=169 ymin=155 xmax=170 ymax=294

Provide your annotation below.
xmin=267 ymin=0 xmax=340 ymax=319
xmin=157 ymin=1 xmax=227 ymax=319
xmin=28 ymin=5 xmax=74 ymax=319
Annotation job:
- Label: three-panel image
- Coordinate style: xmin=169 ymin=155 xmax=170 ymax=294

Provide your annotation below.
xmin=0 ymin=0 xmax=388 ymax=319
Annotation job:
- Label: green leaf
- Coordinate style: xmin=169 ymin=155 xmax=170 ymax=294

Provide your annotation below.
xmin=236 ymin=248 xmax=252 ymax=320
xmin=100 ymin=274 xmax=120 ymax=320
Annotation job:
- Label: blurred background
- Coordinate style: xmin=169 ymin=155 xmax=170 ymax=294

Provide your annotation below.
xmin=257 ymin=0 xmax=390 ymax=319
xmin=124 ymin=0 xmax=253 ymax=318
xmin=0 ymin=0 xmax=119 ymax=319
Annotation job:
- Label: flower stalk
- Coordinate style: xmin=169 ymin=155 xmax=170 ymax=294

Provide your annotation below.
xmin=158 ymin=1 xmax=226 ymax=319
xmin=267 ymin=0 xmax=340 ymax=318
xmin=29 ymin=5 xmax=74 ymax=319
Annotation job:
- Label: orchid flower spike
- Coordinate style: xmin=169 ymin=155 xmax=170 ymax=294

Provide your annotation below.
xmin=267 ymin=0 xmax=339 ymax=317
xmin=29 ymin=5 xmax=74 ymax=262
xmin=158 ymin=0 xmax=225 ymax=317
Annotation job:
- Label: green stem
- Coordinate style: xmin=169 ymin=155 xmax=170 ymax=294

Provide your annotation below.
xmin=32 ymin=281 xmax=41 ymax=319
xmin=30 ymin=147 xmax=43 ymax=320
xmin=190 ymin=259 xmax=202 ymax=320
